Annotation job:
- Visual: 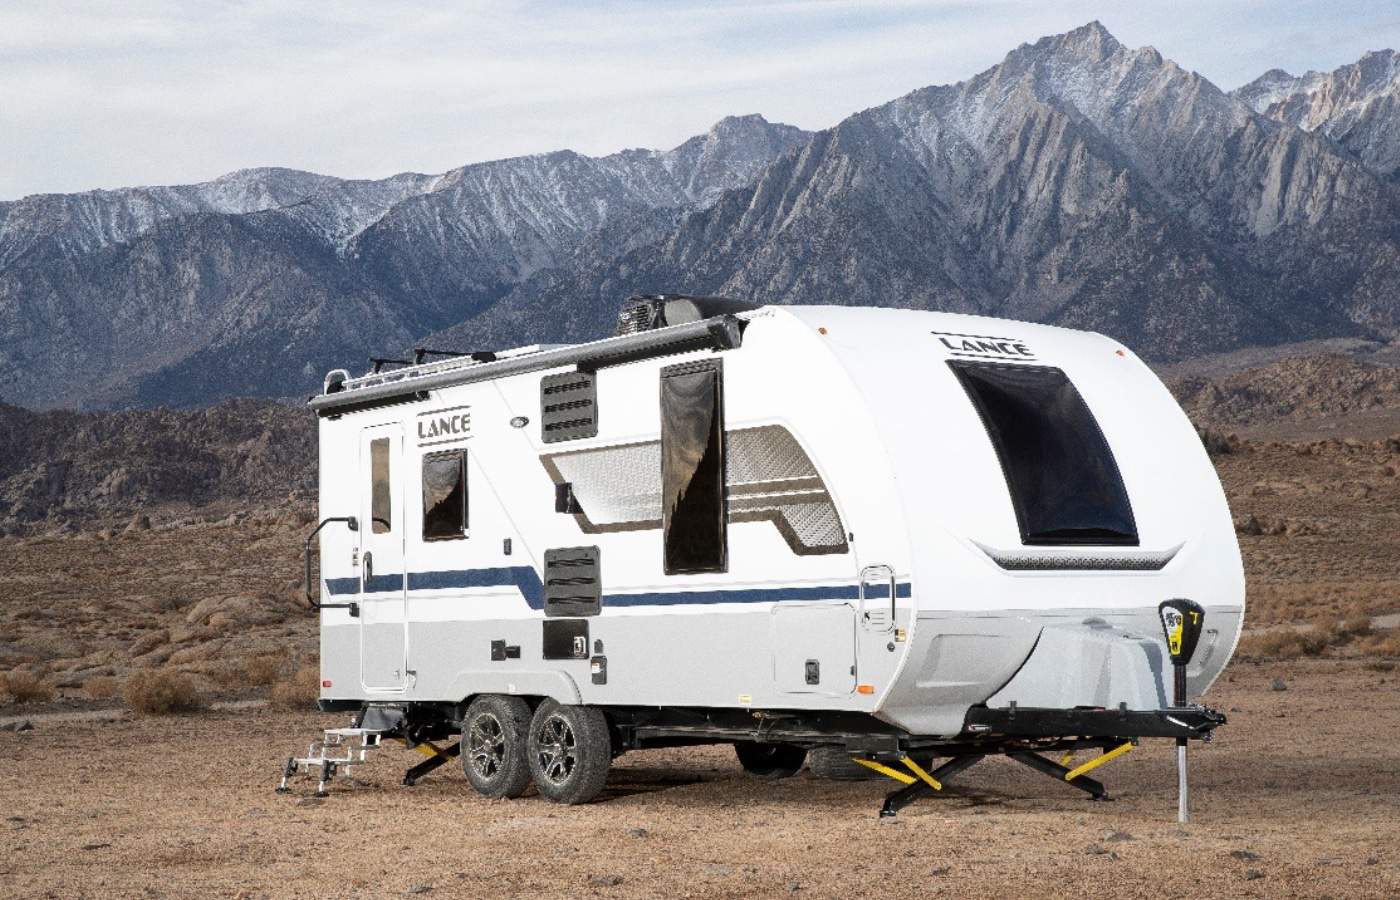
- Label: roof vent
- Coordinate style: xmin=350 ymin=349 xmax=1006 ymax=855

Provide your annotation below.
xmin=615 ymin=294 xmax=759 ymax=336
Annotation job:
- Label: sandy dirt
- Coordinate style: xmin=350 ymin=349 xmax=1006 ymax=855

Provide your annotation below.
xmin=2 ymin=661 xmax=1396 ymax=899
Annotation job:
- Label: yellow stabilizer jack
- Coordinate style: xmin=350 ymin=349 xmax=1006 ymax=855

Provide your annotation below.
xmin=900 ymin=756 xmax=943 ymax=791
xmin=1064 ymin=741 xmax=1134 ymax=781
xmin=1059 ymin=750 xmax=1076 ymax=767
xmin=393 ymin=738 xmax=449 ymax=760
xmin=851 ymin=757 xmax=917 ymax=785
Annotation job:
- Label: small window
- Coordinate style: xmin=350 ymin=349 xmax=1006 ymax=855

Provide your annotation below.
xmin=950 ymin=361 xmax=1138 ymax=546
xmin=370 ymin=437 xmax=392 ymax=534
xmin=422 ymin=450 xmax=468 ymax=540
xmin=661 ymin=359 xmax=726 ymax=574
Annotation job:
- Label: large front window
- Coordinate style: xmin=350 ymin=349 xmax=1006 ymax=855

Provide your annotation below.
xmin=950 ymin=361 xmax=1138 ymax=546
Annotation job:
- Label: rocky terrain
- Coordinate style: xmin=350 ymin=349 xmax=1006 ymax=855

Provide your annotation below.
xmin=6 ymin=23 xmax=1400 ymax=410
xmin=0 ymin=398 xmax=314 ymax=534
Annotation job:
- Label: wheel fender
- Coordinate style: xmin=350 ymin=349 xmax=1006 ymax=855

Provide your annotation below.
xmin=448 ymin=669 xmax=582 ymax=706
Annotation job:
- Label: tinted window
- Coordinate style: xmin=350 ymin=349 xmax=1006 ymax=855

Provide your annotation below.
xmin=661 ymin=360 xmax=727 ymax=574
xmin=370 ymin=437 xmax=392 ymax=534
xmin=422 ymin=450 xmax=467 ymax=540
xmin=950 ymin=362 xmax=1138 ymax=546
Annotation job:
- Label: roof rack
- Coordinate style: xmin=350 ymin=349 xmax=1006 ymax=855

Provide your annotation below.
xmin=312 ymin=313 xmax=750 ymax=417
xmin=413 ymin=348 xmax=498 ymax=366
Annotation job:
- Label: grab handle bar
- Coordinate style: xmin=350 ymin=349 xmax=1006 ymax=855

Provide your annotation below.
xmin=858 ymin=564 xmax=897 ymax=633
xmin=305 ymin=516 xmax=360 ymax=616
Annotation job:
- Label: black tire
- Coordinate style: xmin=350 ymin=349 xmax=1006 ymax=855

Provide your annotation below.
xmin=526 ymin=700 xmax=612 ymax=804
xmin=807 ymin=747 xmax=881 ymax=780
xmin=734 ymin=742 xmax=807 ymax=779
xmin=461 ymin=695 xmax=532 ymax=799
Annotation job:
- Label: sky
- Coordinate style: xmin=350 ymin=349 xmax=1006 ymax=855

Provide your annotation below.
xmin=3 ymin=0 xmax=1400 ymax=200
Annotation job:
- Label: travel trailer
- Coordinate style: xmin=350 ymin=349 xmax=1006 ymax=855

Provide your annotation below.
xmin=283 ymin=296 xmax=1241 ymax=813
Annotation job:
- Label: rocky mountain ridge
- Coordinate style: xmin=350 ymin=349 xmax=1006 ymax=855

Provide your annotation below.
xmin=4 ymin=23 xmax=1400 ymax=409
xmin=1234 ymin=49 xmax=1400 ymax=179
xmin=0 ymin=115 xmax=809 ymax=408
xmin=436 ymin=23 xmax=1400 ymax=360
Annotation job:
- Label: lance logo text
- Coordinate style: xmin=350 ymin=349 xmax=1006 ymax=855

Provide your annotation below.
xmin=932 ymin=331 xmax=1036 ymax=360
xmin=416 ymin=406 xmax=472 ymax=445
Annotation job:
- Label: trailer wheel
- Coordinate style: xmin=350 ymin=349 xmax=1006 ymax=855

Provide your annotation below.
xmin=526 ymin=700 xmax=611 ymax=804
xmin=461 ymin=695 xmax=533 ymax=799
xmin=733 ymin=742 xmax=807 ymax=779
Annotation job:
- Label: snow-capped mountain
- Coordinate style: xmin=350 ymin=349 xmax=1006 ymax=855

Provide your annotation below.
xmin=2 ymin=23 xmax=1399 ymax=410
xmin=0 ymin=116 xmax=809 ymax=407
xmin=435 ymin=22 xmax=1400 ymax=362
xmin=1234 ymin=50 xmax=1400 ymax=179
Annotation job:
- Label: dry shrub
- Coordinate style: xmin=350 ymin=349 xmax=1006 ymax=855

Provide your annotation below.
xmin=123 ymin=669 xmax=207 ymax=715
xmin=270 ymin=666 xmax=320 ymax=710
xmin=1340 ymin=612 xmax=1373 ymax=638
xmin=1198 ymin=427 xmax=1235 ymax=457
xmin=1236 ymin=626 xmax=1335 ymax=661
xmin=1 ymin=670 xmax=54 ymax=704
xmin=84 ymin=676 xmax=120 ymax=700
xmin=1360 ymin=632 xmax=1400 ymax=658
xmin=240 ymin=654 xmax=284 ymax=686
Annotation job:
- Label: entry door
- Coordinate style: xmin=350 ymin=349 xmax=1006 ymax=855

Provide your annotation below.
xmin=359 ymin=424 xmax=407 ymax=691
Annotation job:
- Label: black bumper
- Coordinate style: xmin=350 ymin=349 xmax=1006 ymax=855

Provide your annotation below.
xmin=963 ymin=704 xmax=1226 ymax=741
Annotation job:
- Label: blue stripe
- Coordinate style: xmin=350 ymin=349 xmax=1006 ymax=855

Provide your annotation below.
xmin=327 ymin=565 xmax=910 ymax=609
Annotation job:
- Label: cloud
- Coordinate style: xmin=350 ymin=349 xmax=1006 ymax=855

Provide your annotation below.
xmin=2 ymin=1 xmax=1398 ymax=199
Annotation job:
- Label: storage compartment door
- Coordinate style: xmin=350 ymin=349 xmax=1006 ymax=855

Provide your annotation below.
xmin=770 ymin=603 xmax=856 ymax=695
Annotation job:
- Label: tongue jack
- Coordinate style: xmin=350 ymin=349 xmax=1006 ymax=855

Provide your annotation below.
xmin=1159 ymin=598 xmax=1206 ymax=823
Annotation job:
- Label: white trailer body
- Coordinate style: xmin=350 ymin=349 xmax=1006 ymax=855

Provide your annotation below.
xmin=301 ymin=299 xmax=1242 ymax=805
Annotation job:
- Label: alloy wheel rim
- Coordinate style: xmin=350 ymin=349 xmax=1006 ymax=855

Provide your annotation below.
xmin=536 ymin=715 xmax=578 ymax=784
xmin=468 ymin=714 xmax=506 ymax=778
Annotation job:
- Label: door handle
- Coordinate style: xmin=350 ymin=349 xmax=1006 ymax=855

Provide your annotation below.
xmin=363 ymin=550 xmax=374 ymax=583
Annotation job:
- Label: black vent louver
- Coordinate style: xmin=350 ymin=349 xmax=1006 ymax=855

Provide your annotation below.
xmin=543 ymin=546 xmax=601 ymax=617
xmin=540 ymin=371 xmax=598 ymax=443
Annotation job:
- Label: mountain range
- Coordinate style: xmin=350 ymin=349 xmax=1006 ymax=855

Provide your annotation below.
xmin=3 ymin=21 xmax=1400 ymax=410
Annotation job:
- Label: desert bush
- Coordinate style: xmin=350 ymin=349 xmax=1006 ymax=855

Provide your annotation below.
xmin=1 ymin=670 xmax=55 ymax=704
xmin=84 ymin=676 xmax=120 ymax=700
xmin=123 ymin=669 xmax=207 ymax=715
xmin=1360 ymin=632 xmax=1400 ymax=658
xmin=1340 ymin=612 xmax=1373 ymax=638
xmin=1236 ymin=625 xmax=1336 ymax=661
xmin=270 ymin=666 xmax=320 ymax=710
xmin=241 ymin=654 xmax=284 ymax=686
xmin=1198 ymin=426 xmax=1235 ymax=456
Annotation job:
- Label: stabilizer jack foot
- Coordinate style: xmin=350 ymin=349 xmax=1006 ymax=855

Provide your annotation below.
xmin=879 ymin=754 xmax=985 ymax=817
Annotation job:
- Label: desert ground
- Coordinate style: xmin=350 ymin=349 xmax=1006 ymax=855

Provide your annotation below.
xmin=2 ymin=661 xmax=1397 ymax=899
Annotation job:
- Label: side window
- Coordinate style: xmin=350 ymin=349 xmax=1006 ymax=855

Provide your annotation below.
xmin=422 ymin=450 xmax=468 ymax=541
xmin=370 ymin=437 xmax=392 ymax=534
xmin=660 ymin=359 xmax=726 ymax=574
xmin=950 ymin=361 xmax=1138 ymax=546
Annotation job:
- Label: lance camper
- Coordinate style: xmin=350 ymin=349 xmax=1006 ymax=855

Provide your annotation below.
xmin=281 ymin=296 xmax=1242 ymax=815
